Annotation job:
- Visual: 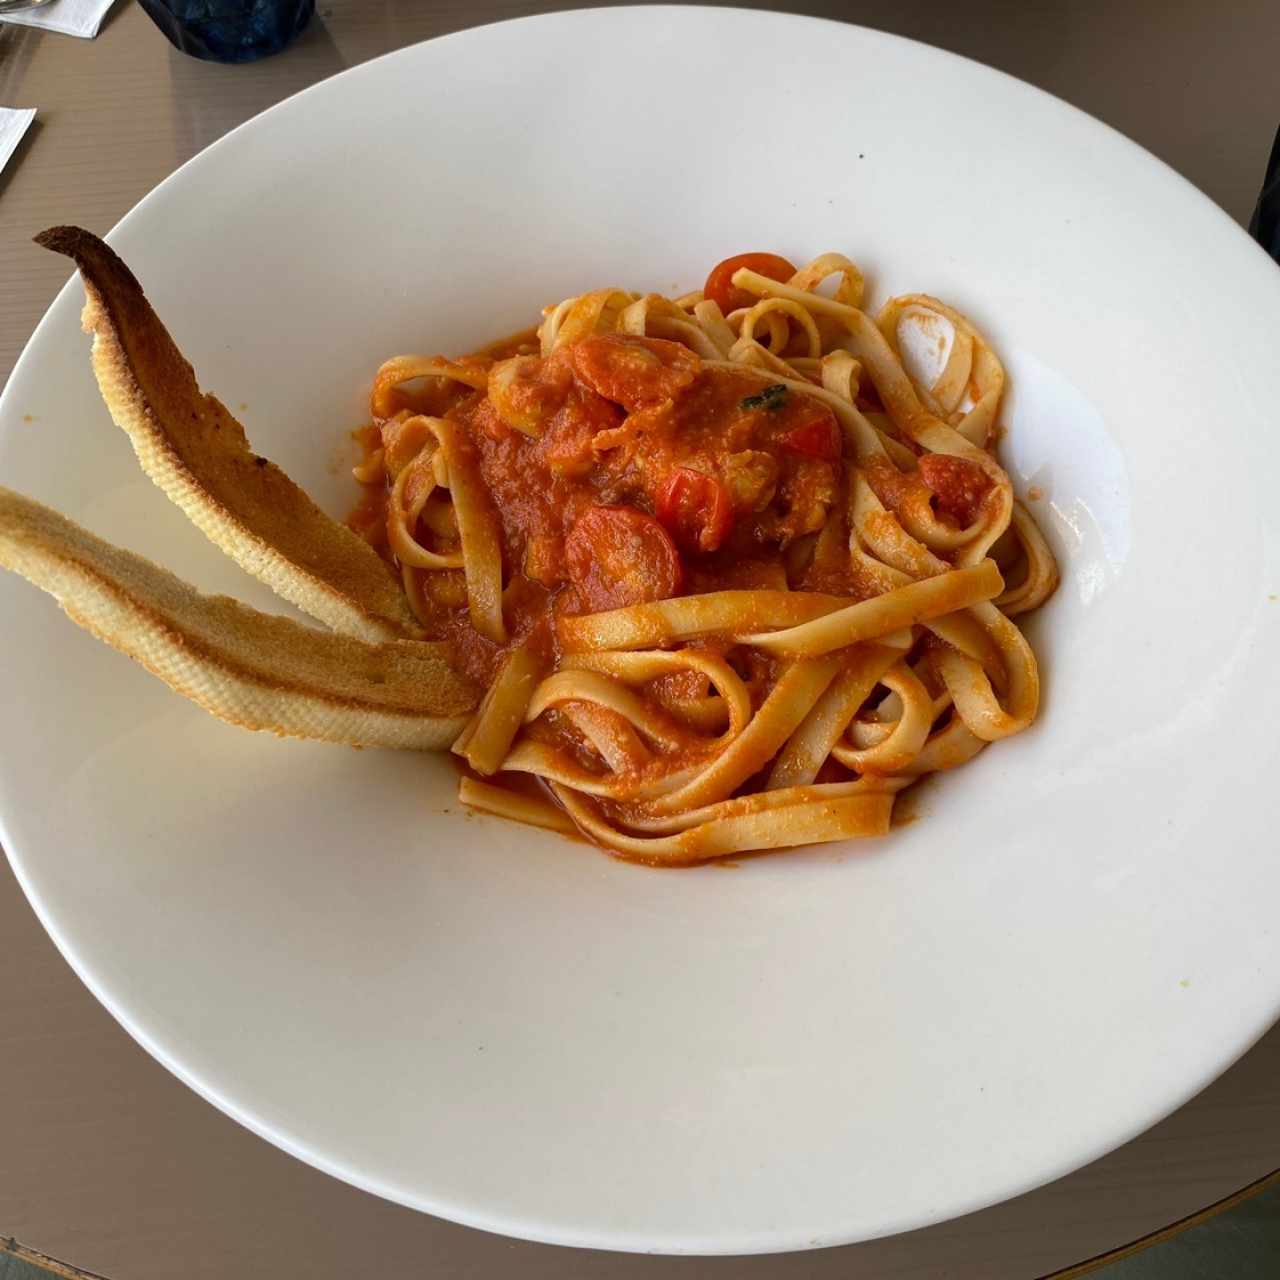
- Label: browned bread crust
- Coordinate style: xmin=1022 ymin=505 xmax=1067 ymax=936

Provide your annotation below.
xmin=0 ymin=486 xmax=476 ymax=749
xmin=35 ymin=225 xmax=423 ymax=642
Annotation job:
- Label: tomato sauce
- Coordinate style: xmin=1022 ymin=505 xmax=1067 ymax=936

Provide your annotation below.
xmin=346 ymin=425 xmax=390 ymax=551
xmin=444 ymin=576 xmax=557 ymax=690
xmin=917 ymin=453 xmax=993 ymax=526
xmin=864 ymin=452 xmax=993 ymax=530
xmin=352 ymin=333 xmax=847 ymax=685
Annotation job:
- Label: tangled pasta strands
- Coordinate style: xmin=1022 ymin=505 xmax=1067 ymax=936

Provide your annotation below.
xmin=876 ymin=294 xmax=1004 ymax=447
xmin=375 ymin=413 xmax=503 ymax=642
xmin=396 ymin=252 xmax=1062 ymax=863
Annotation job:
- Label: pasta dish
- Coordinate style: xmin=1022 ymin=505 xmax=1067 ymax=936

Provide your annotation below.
xmin=1 ymin=232 xmax=1055 ymax=868
xmin=345 ymin=251 xmax=1058 ymax=862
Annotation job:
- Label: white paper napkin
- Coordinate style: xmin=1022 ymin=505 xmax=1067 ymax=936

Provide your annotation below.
xmin=0 ymin=107 xmax=36 ymax=178
xmin=0 ymin=0 xmax=117 ymax=39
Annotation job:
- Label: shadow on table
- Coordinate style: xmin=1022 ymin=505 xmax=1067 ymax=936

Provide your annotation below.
xmin=4 ymin=1168 xmax=1278 ymax=1280
xmin=1047 ymin=1170 xmax=1280 ymax=1279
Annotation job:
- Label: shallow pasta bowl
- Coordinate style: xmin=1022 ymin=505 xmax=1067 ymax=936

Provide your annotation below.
xmin=1 ymin=5 xmax=1279 ymax=1255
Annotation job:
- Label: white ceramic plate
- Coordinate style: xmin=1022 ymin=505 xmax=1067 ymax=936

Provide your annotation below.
xmin=2 ymin=7 xmax=1279 ymax=1255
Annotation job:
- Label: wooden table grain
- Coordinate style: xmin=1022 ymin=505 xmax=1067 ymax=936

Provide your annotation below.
xmin=1 ymin=4 xmax=1277 ymax=1278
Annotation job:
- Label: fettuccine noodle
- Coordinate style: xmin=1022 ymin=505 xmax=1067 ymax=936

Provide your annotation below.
xmin=348 ymin=250 xmax=1059 ymax=865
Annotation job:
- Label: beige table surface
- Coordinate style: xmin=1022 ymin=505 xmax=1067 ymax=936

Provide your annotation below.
xmin=1 ymin=3 xmax=1278 ymax=1277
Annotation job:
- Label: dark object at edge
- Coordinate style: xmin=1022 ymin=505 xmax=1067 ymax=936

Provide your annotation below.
xmin=137 ymin=0 xmax=314 ymax=64
xmin=1250 ymin=125 xmax=1280 ymax=264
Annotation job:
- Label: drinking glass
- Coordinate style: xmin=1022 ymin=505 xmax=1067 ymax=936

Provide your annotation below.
xmin=137 ymin=0 xmax=314 ymax=63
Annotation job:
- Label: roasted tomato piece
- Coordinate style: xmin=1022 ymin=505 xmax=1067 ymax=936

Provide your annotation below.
xmin=780 ymin=414 xmax=842 ymax=461
xmin=703 ymin=252 xmax=796 ymax=314
xmin=570 ymin=335 xmax=700 ymax=412
xmin=565 ymin=506 xmax=684 ymax=611
xmin=656 ymin=467 xmax=735 ymax=554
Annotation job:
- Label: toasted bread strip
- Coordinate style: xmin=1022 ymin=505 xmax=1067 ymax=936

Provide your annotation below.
xmin=35 ymin=225 xmax=423 ymax=642
xmin=0 ymin=487 xmax=476 ymax=749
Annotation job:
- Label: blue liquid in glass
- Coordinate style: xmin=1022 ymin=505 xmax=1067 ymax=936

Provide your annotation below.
xmin=138 ymin=0 xmax=315 ymax=63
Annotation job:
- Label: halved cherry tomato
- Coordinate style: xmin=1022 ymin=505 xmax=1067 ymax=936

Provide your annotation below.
xmin=570 ymin=334 xmax=700 ymax=412
xmin=917 ymin=453 xmax=993 ymax=526
xmin=656 ymin=467 xmax=735 ymax=554
xmin=703 ymin=252 xmax=796 ymax=315
xmin=780 ymin=415 xmax=843 ymax=461
xmin=565 ymin=506 xmax=684 ymax=612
